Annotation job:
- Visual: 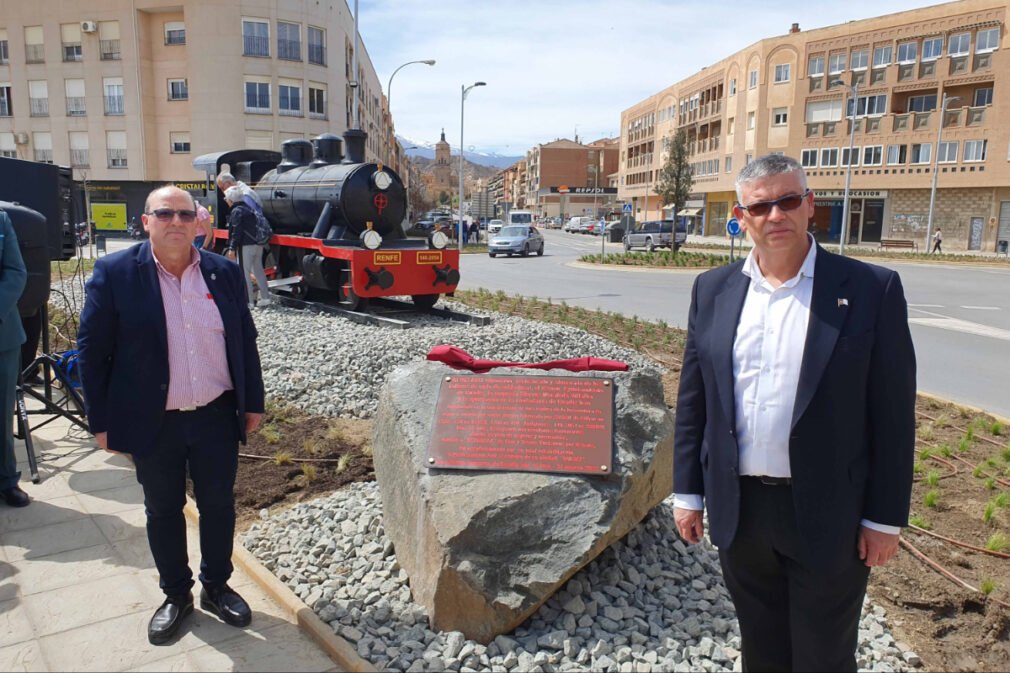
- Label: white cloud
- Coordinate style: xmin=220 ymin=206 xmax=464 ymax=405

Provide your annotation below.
xmin=360 ymin=0 xmax=935 ymax=153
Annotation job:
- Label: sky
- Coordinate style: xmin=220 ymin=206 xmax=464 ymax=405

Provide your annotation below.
xmin=358 ymin=0 xmax=943 ymax=156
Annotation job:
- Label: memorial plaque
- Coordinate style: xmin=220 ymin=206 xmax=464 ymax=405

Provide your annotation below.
xmin=427 ymin=374 xmax=614 ymax=475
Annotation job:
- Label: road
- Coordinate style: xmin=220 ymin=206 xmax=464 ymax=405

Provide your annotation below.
xmin=458 ymin=229 xmax=1010 ymax=419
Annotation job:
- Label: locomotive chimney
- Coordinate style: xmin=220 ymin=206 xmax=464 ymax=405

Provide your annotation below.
xmin=342 ymin=129 xmax=367 ymax=164
xmin=278 ymin=139 xmax=313 ymax=173
xmin=311 ymin=133 xmax=344 ymax=166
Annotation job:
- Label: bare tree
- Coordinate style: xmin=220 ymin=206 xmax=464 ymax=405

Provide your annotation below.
xmin=655 ymin=130 xmax=693 ymax=248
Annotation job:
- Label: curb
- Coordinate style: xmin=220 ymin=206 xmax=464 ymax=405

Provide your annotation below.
xmin=917 ymin=391 xmax=1010 ymax=426
xmin=183 ymin=499 xmax=375 ymax=672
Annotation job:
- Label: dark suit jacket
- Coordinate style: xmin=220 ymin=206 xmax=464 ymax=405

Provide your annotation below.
xmin=0 ymin=212 xmax=27 ymax=353
xmin=78 ymin=242 xmax=264 ymax=456
xmin=674 ymin=246 xmax=916 ymax=573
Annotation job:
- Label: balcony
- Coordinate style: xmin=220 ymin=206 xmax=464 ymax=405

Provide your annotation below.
xmin=104 ymin=96 xmax=125 ymax=115
xmin=62 ymin=43 xmax=82 ymax=62
xmin=243 ymin=35 xmax=269 ymax=57
xmin=864 ymin=117 xmax=881 ymax=133
xmin=806 ymin=122 xmax=820 ymax=138
xmin=66 ymin=97 xmax=86 ymax=116
xmin=278 ymin=38 xmax=301 ymax=61
xmin=107 ymin=149 xmax=127 ymax=168
xmin=918 ymin=60 xmax=937 ymax=80
xmin=870 ymin=68 xmax=887 ymax=85
xmin=913 ymin=111 xmax=932 ymax=130
xmin=809 ymin=77 xmax=824 ymax=93
xmin=29 ymin=97 xmax=48 ymax=117
xmin=893 ymin=113 xmax=910 ymax=132
xmin=100 ymin=39 xmax=121 ymax=60
xmin=34 ymin=149 xmax=52 ymax=163
xmin=897 ymin=63 xmax=915 ymax=82
xmin=70 ymin=149 xmax=89 ymax=167
xmin=25 ymin=44 xmax=44 ymax=64
xmin=973 ymin=52 xmax=992 ymax=72
xmin=942 ymin=108 xmax=962 ymax=128
xmin=949 ymin=55 xmax=969 ymax=76
xmin=966 ymin=106 xmax=986 ymax=127
xmin=308 ymin=44 xmax=326 ymax=66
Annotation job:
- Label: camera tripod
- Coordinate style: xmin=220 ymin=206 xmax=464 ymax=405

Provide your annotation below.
xmin=13 ymin=306 xmax=88 ymax=483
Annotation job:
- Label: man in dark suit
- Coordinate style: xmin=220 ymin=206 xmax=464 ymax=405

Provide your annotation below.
xmin=0 ymin=210 xmax=28 ymax=507
xmin=673 ymin=154 xmax=915 ymax=671
xmin=78 ymin=186 xmax=265 ymax=645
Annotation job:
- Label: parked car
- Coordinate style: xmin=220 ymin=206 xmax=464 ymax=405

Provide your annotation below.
xmin=487 ymin=219 xmax=505 ymax=234
xmin=488 ymin=225 xmax=545 ymax=258
xmin=623 ymin=219 xmax=687 ymax=252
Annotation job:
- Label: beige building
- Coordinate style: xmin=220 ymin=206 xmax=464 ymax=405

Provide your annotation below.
xmin=0 ymin=0 xmax=397 ymax=229
xmin=618 ymin=0 xmax=1010 ymax=252
xmin=525 ymin=137 xmax=620 ymax=220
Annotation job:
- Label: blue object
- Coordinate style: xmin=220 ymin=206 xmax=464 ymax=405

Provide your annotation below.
xmin=726 ymin=218 xmax=742 ymax=237
xmin=622 ymin=203 xmax=633 ymax=214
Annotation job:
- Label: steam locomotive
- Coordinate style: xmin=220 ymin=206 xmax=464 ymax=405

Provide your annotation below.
xmin=193 ymin=129 xmax=459 ymax=310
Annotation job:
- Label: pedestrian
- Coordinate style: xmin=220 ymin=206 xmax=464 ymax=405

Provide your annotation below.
xmin=215 ymin=172 xmax=262 ymax=212
xmin=194 ymin=203 xmax=214 ymax=250
xmin=224 ymin=185 xmax=272 ymax=308
xmin=673 ymin=154 xmax=916 ymax=671
xmin=931 ymin=227 xmax=943 ymax=254
xmin=77 ymin=185 xmax=265 ymax=645
xmin=0 ymin=209 xmax=29 ymax=507
xmin=470 ymin=221 xmax=479 ymax=244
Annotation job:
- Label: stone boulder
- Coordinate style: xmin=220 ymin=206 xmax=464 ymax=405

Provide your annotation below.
xmin=372 ymin=361 xmax=674 ymax=643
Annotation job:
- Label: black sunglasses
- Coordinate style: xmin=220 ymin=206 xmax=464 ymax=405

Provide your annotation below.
xmin=146 ymin=208 xmax=197 ymax=223
xmin=739 ymin=190 xmax=811 ymax=218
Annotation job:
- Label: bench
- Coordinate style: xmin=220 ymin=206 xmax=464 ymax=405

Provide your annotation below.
xmin=879 ymin=239 xmax=918 ymax=252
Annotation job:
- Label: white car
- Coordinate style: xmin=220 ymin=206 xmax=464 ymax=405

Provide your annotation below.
xmin=487 ymin=219 xmax=505 ymax=234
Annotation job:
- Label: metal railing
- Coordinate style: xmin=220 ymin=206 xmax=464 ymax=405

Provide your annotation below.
xmin=100 ymin=39 xmax=120 ymax=60
xmin=104 ymin=95 xmax=125 ymax=115
xmin=34 ymin=149 xmax=53 ymax=163
xmin=70 ymin=149 xmax=89 ymax=167
xmin=25 ymin=44 xmax=44 ymax=63
xmin=29 ymin=97 xmax=49 ymax=117
xmin=66 ymin=97 xmax=86 ymax=116
xmin=107 ymin=148 xmax=128 ymax=168
xmin=308 ymin=44 xmax=326 ymax=65
xmin=277 ymin=38 xmax=301 ymax=60
xmin=62 ymin=44 xmax=82 ymax=62
xmin=243 ymin=35 xmax=269 ymax=57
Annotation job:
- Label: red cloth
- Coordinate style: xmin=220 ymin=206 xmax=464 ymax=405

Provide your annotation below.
xmin=426 ymin=345 xmax=628 ymax=373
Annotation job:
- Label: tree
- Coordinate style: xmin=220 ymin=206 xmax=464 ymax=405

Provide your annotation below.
xmin=655 ymin=130 xmax=693 ymax=244
xmin=438 ymin=190 xmax=449 ymax=205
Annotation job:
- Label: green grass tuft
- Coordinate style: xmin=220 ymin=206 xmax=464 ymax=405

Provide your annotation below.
xmin=924 ymin=490 xmax=940 ymax=508
xmin=985 ymin=532 xmax=1009 ymax=552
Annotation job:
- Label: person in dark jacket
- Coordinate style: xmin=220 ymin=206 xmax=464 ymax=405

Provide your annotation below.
xmin=223 ymin=186 xmax=271 ymax=308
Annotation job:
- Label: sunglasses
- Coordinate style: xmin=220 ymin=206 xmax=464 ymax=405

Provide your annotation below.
xmin=738 ymin=190 xmax=811 ymax=218
xmin=146 ymin=208 xmax=197 ymax=223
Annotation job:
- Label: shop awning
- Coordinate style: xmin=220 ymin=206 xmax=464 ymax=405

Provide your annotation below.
xmin=677 ymin=208 xmax=702 ymax=217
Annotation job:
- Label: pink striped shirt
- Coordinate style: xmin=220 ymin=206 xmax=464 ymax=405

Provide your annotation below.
xmin=153 ymin=248 xmax=233 ymax=410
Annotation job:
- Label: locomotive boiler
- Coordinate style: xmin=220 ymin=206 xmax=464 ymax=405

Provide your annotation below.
xmin=193 ymin=129 xmax=459 ymax=310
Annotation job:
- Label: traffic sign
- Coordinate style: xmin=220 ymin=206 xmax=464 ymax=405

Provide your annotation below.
xmin=622 ymin=203 xmax=633 ymax=214
xmin=726 ymin=217 xmax=742 ymax=237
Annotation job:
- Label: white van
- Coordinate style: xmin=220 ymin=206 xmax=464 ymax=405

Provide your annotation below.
xmin=508 ymin=210 xmax=534 ymax=227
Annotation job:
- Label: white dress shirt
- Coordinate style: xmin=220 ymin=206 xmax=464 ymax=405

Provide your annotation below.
xmin=674 ymin=237 xmax=897 ymax=535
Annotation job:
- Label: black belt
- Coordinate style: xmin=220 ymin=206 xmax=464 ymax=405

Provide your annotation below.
xmin=166 ymin=390 xmax=235 ymax=414
xmin=744 ymin=475 xmax=792 ymax=486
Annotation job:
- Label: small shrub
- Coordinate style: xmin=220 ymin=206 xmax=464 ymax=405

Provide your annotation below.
xmin=985 ymin=478 xmax=997 ymax=491
xmin=995 ymin=492 xmax=1009 ymax=508
xmin=983 ymin=501 xmax=996 ymax=523
xmin=918 ymin=447 xmax=934 ymax=460
xmin=302 ymin=437 xmax=325 ymax=456
xmin=959 ymin=437 xmax=972 ymax=453
xmin=300 ymin=464 xmax=318 ymax=481
xmin=986 ymin=456 xmax=1001 ymax=469
xmin=939 ymin=444 xmax=952 ymax=458
xmin=991 ymin=421 xmax=1005 ymax=436
xmin=918 ymin=426 xmax=935 ymax=442
xmin=965 ymin=426 xmax=975 ymax=442
xmin=985 ymin=532 xmax=1009 ymax=552
xmin=934 ymin=415 xmax=951 ymax=429
xmin=979 ymin=578 xmax=996 ymax=596
xmin=272 ymin=451 xmax=293 ymax=466
xmin=336 ymin=453 xmax=352 ymax=474
xmin=325 ymin=425 xmax=346 ymax=443
xmin=924 ymin=490 xmax=940 ymax=508
xmin=909 ymin=514 xmax=931 ymax=530
xmin=258 ymin=424 xmax=282 ymax=445
xmin=925 ymin=470 xmax=941 ymax=487
xmin=973 ymin=465 xmax=985 ymax=478
xmin=912 ymin=462 xmax=923 ymax=475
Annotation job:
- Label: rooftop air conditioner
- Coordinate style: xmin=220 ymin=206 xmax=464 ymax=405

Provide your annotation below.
xmin=80 ymin=21 xmax=98 ymax=33
xmin=13 ymin=132 xmax=29 ymax=145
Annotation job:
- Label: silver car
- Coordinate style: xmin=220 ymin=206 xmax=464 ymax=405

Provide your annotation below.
xmin=488 ymin=225 xmax=545 ymax=258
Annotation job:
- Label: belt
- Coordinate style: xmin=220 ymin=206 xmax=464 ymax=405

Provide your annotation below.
xmin=167 ymin=390 xmax=235 ymax=414
xmin=744 ymin=475 xmax=793 ymax=486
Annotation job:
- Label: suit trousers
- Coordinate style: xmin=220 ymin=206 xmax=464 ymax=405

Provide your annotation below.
xmin=132 ymin=393 xmax=240 ymax=597
xmin=718 ymin=477 xmax=870 ymax=672
xmin=0 ymin=346 xmax=21 ymax=489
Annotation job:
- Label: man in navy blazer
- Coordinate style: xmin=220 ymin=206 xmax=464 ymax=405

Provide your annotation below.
xmin=78 ymin=186 xmax=265 ymax=644
xmin=0 ymin=210 xmax=28 ymax=507
xmin=673 ymin=155 xmax=915 ymax=671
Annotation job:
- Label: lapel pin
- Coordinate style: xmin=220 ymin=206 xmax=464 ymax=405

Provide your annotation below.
xmin=838 ymin=298 xmax=849 ymax=307
xmin=210 ymin=273 xmax=217 ymax=280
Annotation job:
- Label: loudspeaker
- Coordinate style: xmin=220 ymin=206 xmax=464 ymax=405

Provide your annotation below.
xmin=0 ymin=201 xmax=52 ymax=318
xmin=0 ymin=157 xmax=76 ymax=261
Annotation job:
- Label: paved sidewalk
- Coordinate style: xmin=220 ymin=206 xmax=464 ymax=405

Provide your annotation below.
xmin=0 ymin=403 xmax=341 ymax=672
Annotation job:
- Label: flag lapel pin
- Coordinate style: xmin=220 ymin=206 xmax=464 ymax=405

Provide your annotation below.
xmin=837 ymin=298 xmax=849 ymax=307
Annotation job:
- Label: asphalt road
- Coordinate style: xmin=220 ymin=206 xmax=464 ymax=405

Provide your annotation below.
xmin=459 ymin=229 xmax=1010 ymax=419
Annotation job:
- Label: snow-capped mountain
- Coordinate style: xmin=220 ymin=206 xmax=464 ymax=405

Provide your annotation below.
xmin=396 ymin=135 xmax=523 ymax=169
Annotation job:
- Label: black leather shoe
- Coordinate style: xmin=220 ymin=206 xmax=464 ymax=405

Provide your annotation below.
xmin=200 ymin=584 xmax=251 ymax=627
xmin=148 ymin=593 xmax=193 ymax=645
xmin=1 ymin=486 xmax=30 ymax=507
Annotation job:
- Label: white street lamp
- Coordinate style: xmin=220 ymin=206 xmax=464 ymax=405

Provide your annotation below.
xmin=832 ymin=79 xmax=858 ymax=255
xmin=459 ymin=81 xmax=486 ymax=251
xmin=385 ymin=60 xmax=435 ymax=164
xmin=926 ymin=94 xmax=961 ymax=252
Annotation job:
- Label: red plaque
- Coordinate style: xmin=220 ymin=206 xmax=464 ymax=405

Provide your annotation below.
xmin=427 ymin=374 xmax=614 ymax=476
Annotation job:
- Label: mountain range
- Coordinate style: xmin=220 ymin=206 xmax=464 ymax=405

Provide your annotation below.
xmin=397 ymin=135 xmax=523 ymax=169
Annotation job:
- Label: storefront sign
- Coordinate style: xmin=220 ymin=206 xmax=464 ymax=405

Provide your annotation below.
xmin=91 ymin=202 xmax=127 ymax=231
xmin=815 ymin=190 xmax=888 ymax=198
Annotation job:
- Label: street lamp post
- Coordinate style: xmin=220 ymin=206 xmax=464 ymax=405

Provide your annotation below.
xmin=459 ymin=81 xmax=486 ymax=251
xmin=926 ymin=94 xmax=960 ymax=252
xmin=832 ymin=79 xmax=858 ymax=255
xmin=385 ymin=59 xmax=435 ymax=164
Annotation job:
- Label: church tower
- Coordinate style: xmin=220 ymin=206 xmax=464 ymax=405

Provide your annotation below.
xmin=432 ymin=128 xmax=453 ymax=201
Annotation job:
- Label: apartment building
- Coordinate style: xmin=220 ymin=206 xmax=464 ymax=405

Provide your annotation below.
xmin=618 ymin=0 xmax=1010 ymax=251
xmin=525 ymin=137 xmax=620 ymax=220
xmin=0 ymin=0 xmax=396 ymax=230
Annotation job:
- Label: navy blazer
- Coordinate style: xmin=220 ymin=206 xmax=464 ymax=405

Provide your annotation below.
xmin=673 ymin=246 xmax=916 ymax=573
xmin=77 ymin=242 xmax=265 ymax=456
xmin=0 ymin=212 xmax=27 ymax=353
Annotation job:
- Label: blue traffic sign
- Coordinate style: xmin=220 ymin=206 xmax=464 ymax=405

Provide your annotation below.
xmin=726 ymin=218 xmax=742 ymax=237
xmin=622 ymin=203 xmax=633 ymax=214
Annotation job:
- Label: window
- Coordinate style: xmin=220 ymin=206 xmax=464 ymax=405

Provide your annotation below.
xmin=33 ymin=132 xmax=52 ymax=163
xmin=99 ymin=21 xmax=120 ymax=60
xmin=801 ymin=149 xmax=818 ymax=167
xmin=308 ymin=26 xmax=325 ymax=65
xmin=164 ymin=21 xmax=185 ymax=45
xmin=774 ymin=64 xmax=790 ymax=83
xmin=69 ymin=131 xmax=88 ymax=167
xmin=61 ymin=23 xmax=82 ymax=62
xmin=841 ymin=146 xmax=860 ymax=166
xmin=805 ymin=99 xmax=843 ymax=123
xmin=242 ymin=19 xmax=269 ymax=57
xmin=308 ymin=83 xmax=326 ymax=117
xmin=277 ymin=21 xmax=300 ymax=60
xmin=244 ymin=78 xmax=270 ymax=112
xmin=922 ymin=37 xmax=943 ymax=61
xmin=847 ymin=94 xmax=887 ymax=117
xmin=872 ymin=45 xmax=892 ymax=68
xmin=104 ymin=77 xmax=124 ymax=114
xmin=24 ymin=26 xmax=44 ymax=64
xmin=745 ymin=153 xmax=753 ymax=165
xmin=65 ymin=78 xmax=86 ymax=115
xmin=748 ymin=70 xmax=757 ymax=89
xmin=887 ymin=144 xmax=907 ymax=165
xmin=0 ymin=29 xmax=8 ymax=65
xmin=976 ymin=27 xmax=999 ymax=52
xmin=808 ymin=56 xmax=824 ymax=77
xmin=725 ymin=156 xmax=732 ymax=173
xmin=0 ymin=84 xmax=11 ymax=116
xmin=727 ymin=117 xmax=735 ymax=134
xmin=974 ymin=87 xmax=993 ymax=107
xmin=278 ymin=79 xmax=301 ymax=115
xmin=911 ymin=143 xmax=931 ymax=164
xmin=170 ymin=132 xmax=190 ymax=153
xmin=850 ymin=49 xmax=868 ymax=70
xmin=820 ymin=148 xmax=839 ymax=166
xmin=167 ymin=79 xmax=188 ymax=101
xmin=937 ymin=141 xmax=958 ymax=163
xmin=963 ymin=139 xmax=987 ymax=162
xmin=107 ymin=130 xmax=127 ymax=167
xmin=949 ymin=32 xmax=970 ymax=56
xmin=0 ymin=132 xmax=15 ymax=158
xmin=28 ymin=80 xmax=48 ymax=117
xmin=897 ymin=41 xmax=917 ymax=64
xmin=729 ymin=78 xmax=737 ymax=95
xmin=772 ymin=108 xmax=788 ymax=126
xmin=747 ymin=111 xmax=755 ymax=130
xmin=863 ymin=145 xmax=883 ymax=166
xmin=907 ymin=94 xmax=937 ymax=112
xmin=829 ymin=53 xmax=846 ymax=74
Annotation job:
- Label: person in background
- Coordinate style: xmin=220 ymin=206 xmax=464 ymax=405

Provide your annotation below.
xmin=931 ymin=227 xmax=943 ymax=254
xmin=194 ymin=204 xmax=213 ymax=250
xmin=215 ymin=172 xmax=262 ymax=212
xmin=0 ymin=209 xmax=29 ymax=507
xmin=77 ymin=185 xmax=264 ymax=645
xmin=673 ymin=154 xmax=916 ymax=671
xmin=224 ymin=186 xmax=272 ymax=308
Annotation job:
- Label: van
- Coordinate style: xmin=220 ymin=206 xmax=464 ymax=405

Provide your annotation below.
xmin=623 ymin=220 xmax=687 ymax=252
xmin=507 ymin=210 xmax=533 ymax=227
